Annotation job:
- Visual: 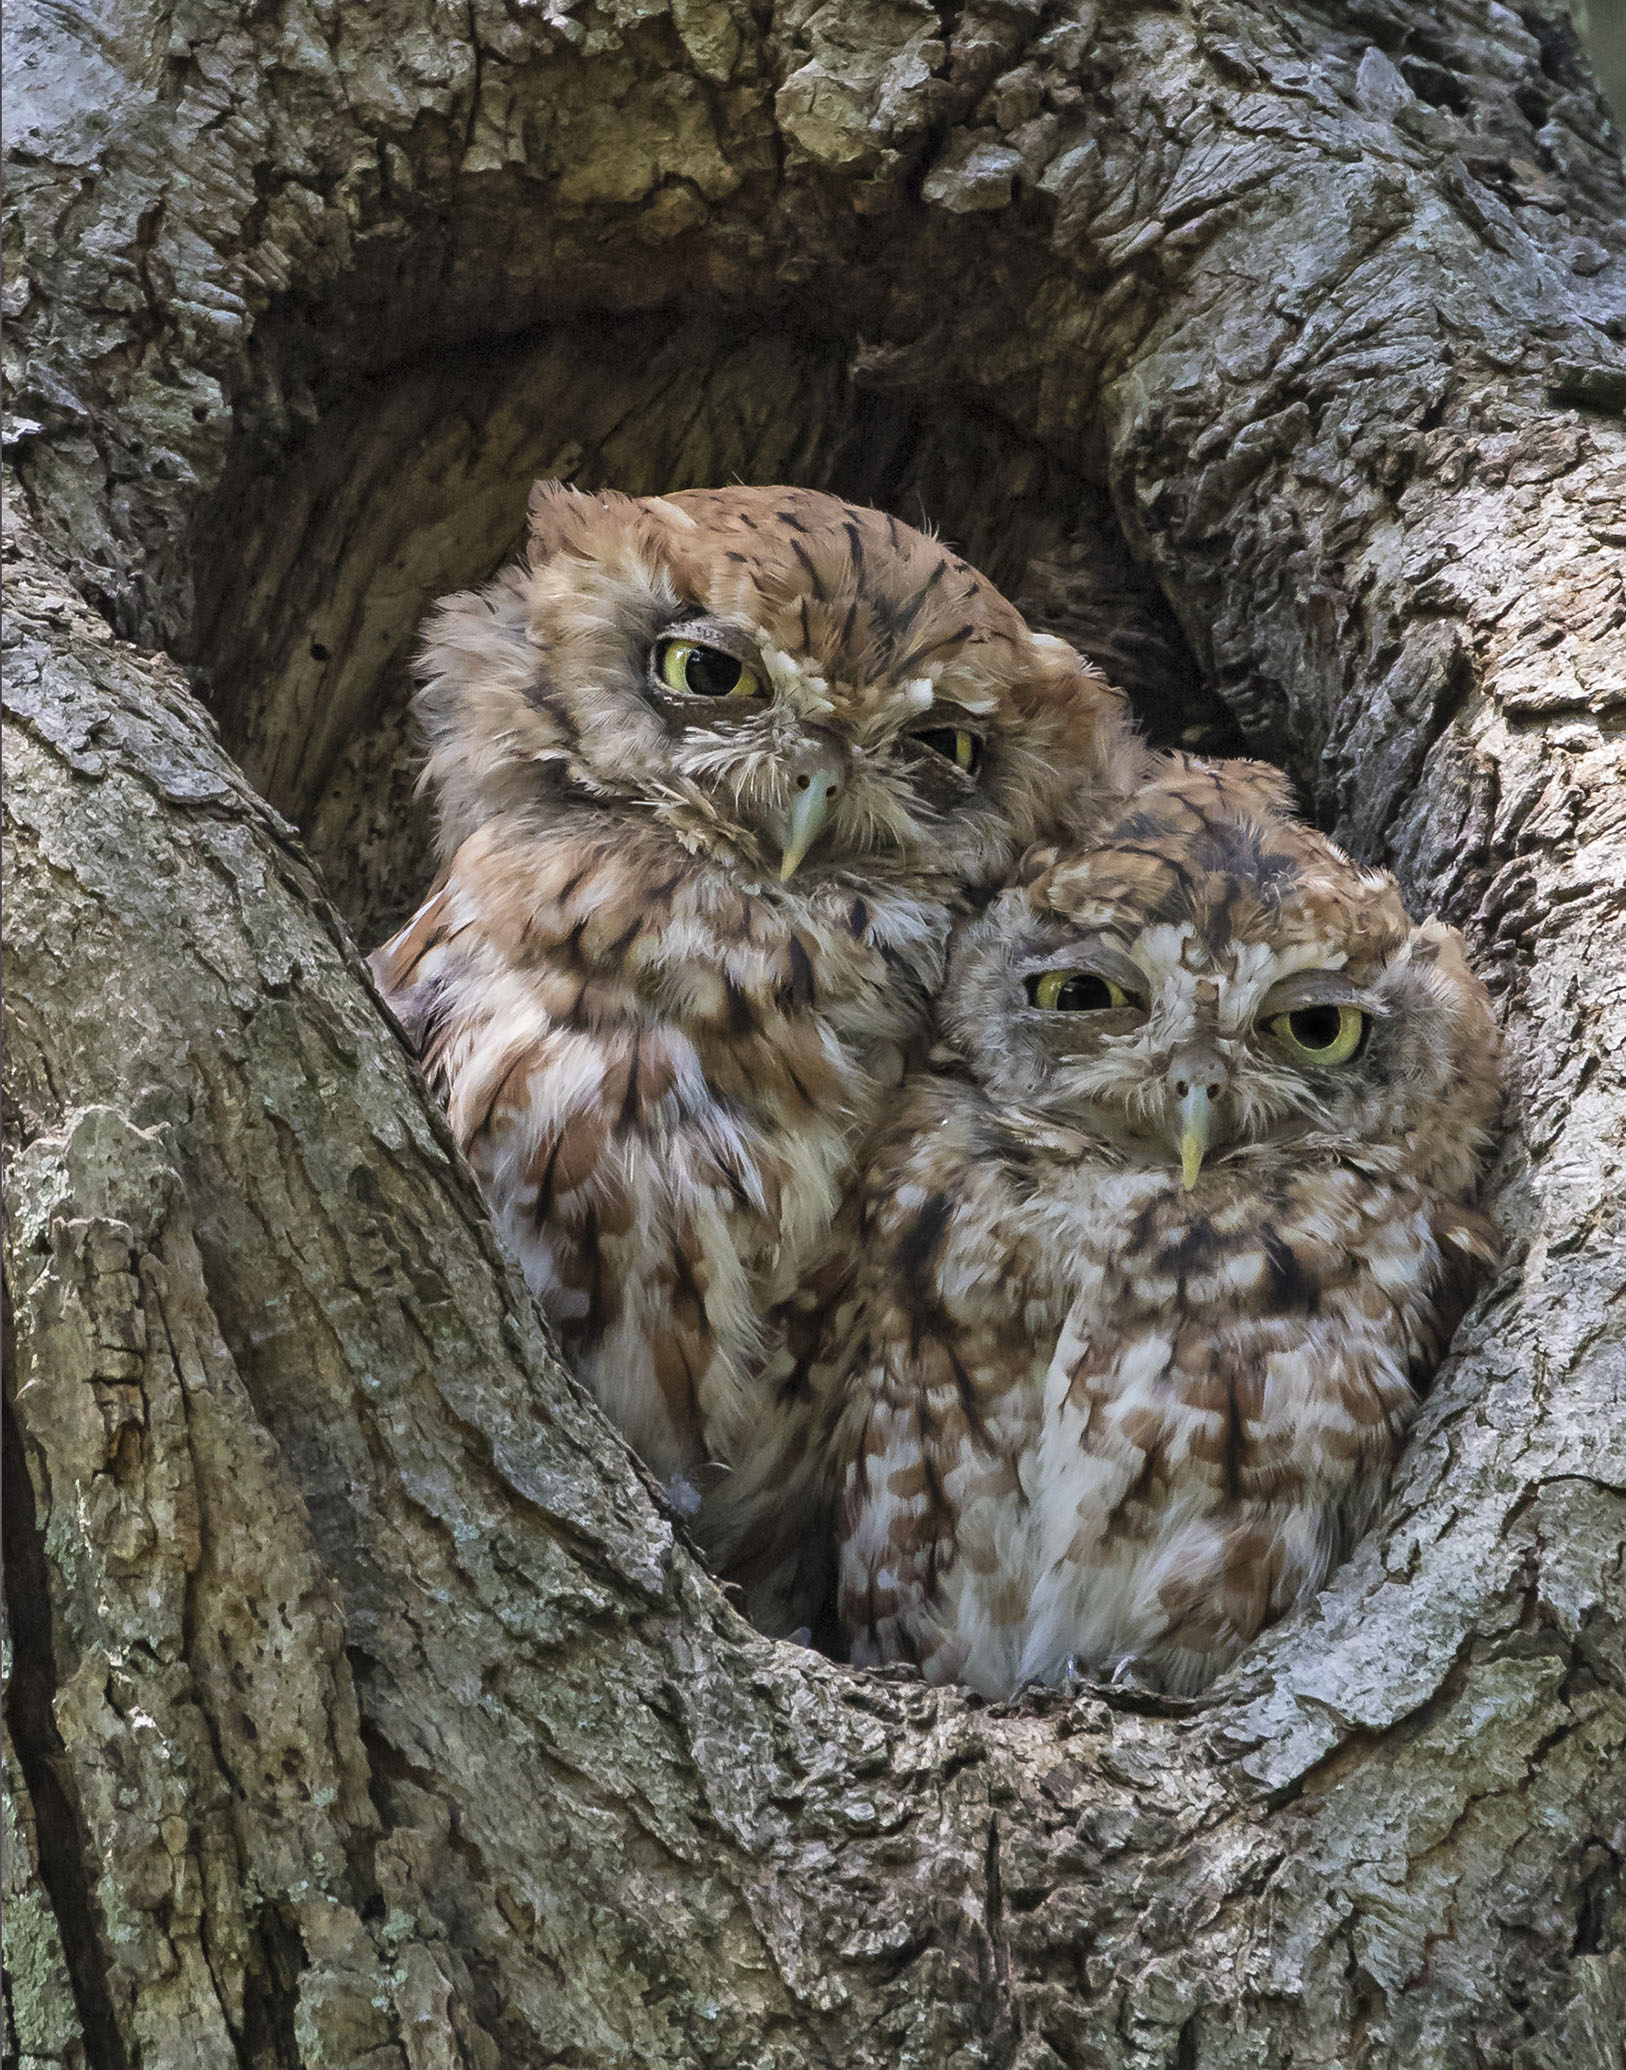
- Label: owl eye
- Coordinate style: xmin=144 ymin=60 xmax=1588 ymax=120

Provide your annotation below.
xmin=656 ymin=639 xmax=763 ymax=699
xmin=913 ymin=727 xmax=983 ymax=776
xmin=1268 ymin=1004 xmax=1368 ymax=1065
xmin=1024 ymin=971 xmax=1134 ymax=1012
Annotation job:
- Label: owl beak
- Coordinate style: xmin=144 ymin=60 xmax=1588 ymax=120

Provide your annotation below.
xmin=770 ymin=755 xmax=845 ymax=880
xmin=1177 ymin=1084 xmax=1212 ymax=1190
xmin=776 ymin=782 xmax=835 ymax=879
xmin=1167 ymin=1045 xmax=1227 ymax=1188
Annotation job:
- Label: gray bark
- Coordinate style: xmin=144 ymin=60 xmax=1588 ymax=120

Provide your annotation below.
xmin=3 ymin=2 xmax=1624 ymax=2066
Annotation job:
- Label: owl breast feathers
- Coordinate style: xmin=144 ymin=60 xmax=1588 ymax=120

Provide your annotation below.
xmin=837 ymin=754 xmax=1502 ymax=1696
xmin=371 ymin=483 xmax=1139 ymax=1633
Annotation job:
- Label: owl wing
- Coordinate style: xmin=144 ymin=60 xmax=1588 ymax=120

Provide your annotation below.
xmin=695 ymin=1203 xmax=866 ymax=1642
xmin=372 ymin=877 xmax=763 ymax=1490
xmin=836 ymin=1089 xmax=1058 ymax=1694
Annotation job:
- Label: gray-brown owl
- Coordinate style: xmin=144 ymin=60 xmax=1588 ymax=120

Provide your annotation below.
xmin=370 ymin=483 xmax=1140 ymax=1632
xmin=837 ymin=755 xmax=1501 ymax=1695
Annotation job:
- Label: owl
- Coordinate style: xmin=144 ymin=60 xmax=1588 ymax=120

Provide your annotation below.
xmin=837 ymin=755 xmax=1501 ymax=1696
xmin=370 ymin=482 xmax=1140 ymax=1632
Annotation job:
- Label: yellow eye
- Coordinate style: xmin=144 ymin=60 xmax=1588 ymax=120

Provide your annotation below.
xmin=1268 ymin=1004 xmax=1368 ymax=1065
xmin=1025 ymin=971 xmax=1133 ymax=1012
xmin=914 ymin=727 xmax=983 ymax=776
xmin=657 ymin=639 xmax=762 ymax=698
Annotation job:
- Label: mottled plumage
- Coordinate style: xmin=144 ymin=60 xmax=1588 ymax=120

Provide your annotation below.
xmin=838 ymin=756 xmax=1501 ymax=1695
xmin=371 ymin=483 xmax=1138 ymax=1631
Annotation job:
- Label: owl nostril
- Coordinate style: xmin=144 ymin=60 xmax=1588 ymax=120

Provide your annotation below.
xmin=796 ymin=773 xmax=811 ymax=791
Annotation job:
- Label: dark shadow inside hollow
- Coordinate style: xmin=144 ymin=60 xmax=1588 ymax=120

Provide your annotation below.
xmin=187 ymin=311 xmax=1242 ymax=946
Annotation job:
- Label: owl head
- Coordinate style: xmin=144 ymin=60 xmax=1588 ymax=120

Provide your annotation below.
xmin=938 ymin=755 xmax=1501 ymax=1198
xmin=413 ymin=483 xmax=1141 ymax=895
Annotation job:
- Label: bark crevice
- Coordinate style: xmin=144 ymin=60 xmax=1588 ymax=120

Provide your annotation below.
xmin=2 ymin=1372 xmax=127 ymax=2070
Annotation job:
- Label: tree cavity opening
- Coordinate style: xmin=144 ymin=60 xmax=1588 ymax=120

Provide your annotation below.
xmin=188 ymin=311 xmax=1237 ymax=947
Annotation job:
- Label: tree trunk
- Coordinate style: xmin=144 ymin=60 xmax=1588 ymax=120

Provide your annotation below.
xmin=4 ymin=1 xmax=1624 ymax=2065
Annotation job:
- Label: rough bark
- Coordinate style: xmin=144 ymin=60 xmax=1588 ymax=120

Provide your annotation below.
xmin=4 ymin=2 xmax=1624 ymax=2066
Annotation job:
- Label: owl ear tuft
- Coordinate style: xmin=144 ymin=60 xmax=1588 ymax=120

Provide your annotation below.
xmin=527 ymin=480 xmax=650 ymax=567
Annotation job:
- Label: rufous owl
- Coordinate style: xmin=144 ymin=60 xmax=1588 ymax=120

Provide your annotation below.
xmin=371 ymin=483 xmax=1141 ymax=1632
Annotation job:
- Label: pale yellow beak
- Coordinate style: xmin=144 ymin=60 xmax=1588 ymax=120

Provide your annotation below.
xmin=774 ymin=776 xmax=840 ymax=881
xmin=1178 ymin=1084 xmax=1212 ymax=1191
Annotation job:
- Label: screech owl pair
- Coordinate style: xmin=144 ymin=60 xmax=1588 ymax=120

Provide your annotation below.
xmin=372 ymin=484 xmax=1500 ymax=1692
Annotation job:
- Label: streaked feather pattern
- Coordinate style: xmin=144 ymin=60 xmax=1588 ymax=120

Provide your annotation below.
xmin=838 ymin=755 xmax=1501 ymax=1694
xmin=372 ymin=483 xmax=1139 ymax=1632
